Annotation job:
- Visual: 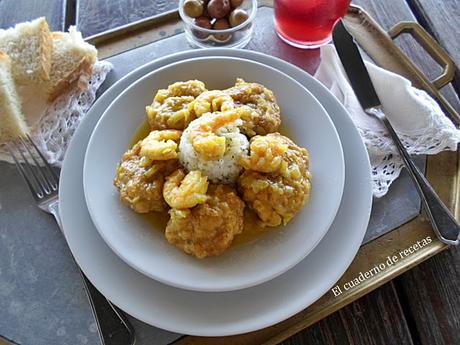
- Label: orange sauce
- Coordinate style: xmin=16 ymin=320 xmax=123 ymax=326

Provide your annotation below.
xmin=141 ymin=211 xmax=169 ymax=233
xmin=278 ymin=123 xmax=293 ymax=139
xmin=233 ymin=208 xmax=270 ymax=246
xmin=130 ymin=120 xmax=151 ymax=147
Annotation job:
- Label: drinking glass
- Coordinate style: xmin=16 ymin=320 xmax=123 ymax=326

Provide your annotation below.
xmin=274 ymin=0 xmax=351 ymax=49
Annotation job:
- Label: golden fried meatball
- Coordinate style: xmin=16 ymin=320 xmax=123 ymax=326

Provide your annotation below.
xmin=146 ymin=80 xmax=207 ymax=130
xmin=225 ymin=78 xmax=281 ymax=136
xmin=163 ymin=169 xmax=209 ymax=209
xmin=238 ymin=133 xmax=311 ymax=226
xmin=165 ymin=184 xmax=245 ymax=258
xmin=114 ymin=132 xmax=181 ymax=213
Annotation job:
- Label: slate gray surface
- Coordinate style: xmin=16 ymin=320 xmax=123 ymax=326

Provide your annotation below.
xmin=0 ymin=6 xmax=423 ymax=345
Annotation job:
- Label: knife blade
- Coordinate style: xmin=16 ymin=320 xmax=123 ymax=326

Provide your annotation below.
xmin=332 ymin=20 xmax=380 ymax=111
xmin=332 ymin=20 xmax=460 ymax=245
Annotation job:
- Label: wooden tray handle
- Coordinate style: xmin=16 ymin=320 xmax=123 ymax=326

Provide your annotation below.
xmin=388 ymin=21 xmax=455 ymax=90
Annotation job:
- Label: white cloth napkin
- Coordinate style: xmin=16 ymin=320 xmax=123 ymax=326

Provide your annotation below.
xmin=0 ymin=61 xmax=113 ymax=166
xmin=315 ymin=45 xmax=460 ymax=197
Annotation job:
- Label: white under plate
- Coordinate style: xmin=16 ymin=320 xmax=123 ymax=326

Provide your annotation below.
xmin=83 ymin=56 xmax=344 ymax=292
xmin=60 ymin=49 xmax=372 ymax=336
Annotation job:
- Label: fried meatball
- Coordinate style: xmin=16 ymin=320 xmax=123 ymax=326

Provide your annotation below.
xmin=146 ymin=80 xmax=207 ymax=130
xmin=238 ymin=133 xmax=311 ymax=226
xmin=114 ymin=141 xmax=179 ymax=213
xmin=225 ymin=78 xmax=281 ymax=136
xmin=165 ymin=184 xmax=245 ymax=258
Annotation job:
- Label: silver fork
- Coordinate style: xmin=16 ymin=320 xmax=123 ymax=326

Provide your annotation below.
xmin=7 ymin=135 xmax=136 ymax=345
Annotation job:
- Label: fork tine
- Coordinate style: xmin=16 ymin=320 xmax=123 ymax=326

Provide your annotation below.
xmin=19 ymin=137 xmax=51 ymax=193
xmin=25 ymin=135 xmax=59 ymax=188
xmin=6 ymin=141 xmax=43 ymax=199
xmin=19 ymin=136 xmax=55 ymax=192
xmin=13 ymin=139 xmax=47 ymax=196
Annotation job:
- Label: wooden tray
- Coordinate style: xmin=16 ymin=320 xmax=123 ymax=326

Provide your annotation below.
xmin=85 ymin=2 xmax=459 ymax=344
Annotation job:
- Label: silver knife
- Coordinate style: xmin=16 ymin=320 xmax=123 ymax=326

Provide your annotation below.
xmin=332 ymin=20 xmax=460 ymax=245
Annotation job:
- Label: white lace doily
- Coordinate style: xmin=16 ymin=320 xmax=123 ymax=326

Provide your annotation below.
xmin=362 ymin=89 xmax=460 ymax=197
xmin=315 ymin=45 xmax=460 ymax=197
xmin=0 ymin=61 xmax=113 ymax=166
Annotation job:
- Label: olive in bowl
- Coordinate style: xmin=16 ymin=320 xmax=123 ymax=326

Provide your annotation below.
xmin=179 ymin=0 xmax=257 ymax=48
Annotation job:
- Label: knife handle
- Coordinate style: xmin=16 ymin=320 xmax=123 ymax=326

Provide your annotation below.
xmin=366 ymin=107 xmax=460 ymax=245
xmin=80 ymin=272 xmax=136 ymax=345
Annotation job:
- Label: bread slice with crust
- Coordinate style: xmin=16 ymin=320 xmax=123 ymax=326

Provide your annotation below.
xmin=46 ymin=27 xmax=97 ymax=101
xmin=0 ymin=52 xmax=29 ymax=143
xmin=0 ymin=17 xmax=52 ymax=84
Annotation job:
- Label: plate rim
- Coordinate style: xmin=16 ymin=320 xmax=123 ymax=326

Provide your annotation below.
xmin=82 ymin=55 xmax=345 ymax=292
xmin=60 ymin=48 xmax=372 ymax=336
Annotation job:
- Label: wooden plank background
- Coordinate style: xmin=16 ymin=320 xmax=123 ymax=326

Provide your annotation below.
xmin=408 ymin=0 xmax=460 ymax=90
xmin=0 ymin=0 xmax=458 ymax=344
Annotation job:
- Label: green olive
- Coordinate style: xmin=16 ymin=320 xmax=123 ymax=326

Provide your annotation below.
xmin=229 ymin=8 xmax=249 ymax=27
xmin=183 ymin=0 xmax=204 ymax=18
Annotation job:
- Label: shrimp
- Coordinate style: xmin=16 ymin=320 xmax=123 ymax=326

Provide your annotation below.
xmin=189 ymin=110 xmax=240 ymax=161
xmin=163 ymin=169 xmax=209 ymax=209
xmin=190 ymin=90 xmax=235 ymax=117
xmin=139 ymin=130 xmax=182 ymax=161
xmin=240 ymin=134 xmax=289 ymax=173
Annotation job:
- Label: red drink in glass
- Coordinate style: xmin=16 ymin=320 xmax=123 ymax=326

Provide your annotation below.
xmin=274 ymin=0 xmax=351 ymax=48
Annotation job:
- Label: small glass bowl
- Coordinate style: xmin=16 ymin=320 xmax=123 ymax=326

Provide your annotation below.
xmin=179 ymin=0 xmax=257 ymax=49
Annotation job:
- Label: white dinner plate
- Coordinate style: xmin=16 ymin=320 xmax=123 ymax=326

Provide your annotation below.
xmin=60 ymin=49 xmax=372 ymax=336
xmin=83 ymin=56 xmax=344 ymax=292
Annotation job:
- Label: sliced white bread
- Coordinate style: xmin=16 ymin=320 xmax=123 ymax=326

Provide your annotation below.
xmin=0 ymin=52 xmax=29 ymax=143
xmin=47 ymin=27 xmax=97 ymax=101
xmin=0 ymin=17 xmax=52 ymax=84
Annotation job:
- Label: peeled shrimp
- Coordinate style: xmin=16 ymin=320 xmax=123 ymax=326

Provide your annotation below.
xmin=163 ymin=169 xmax=209 ymax=209
xmin=139 ymin=129 xmax=182 ymax=161
xmin=240 ymin=134 xmax=289 ymax=173
xmin=191 ymin=90 xmax=235 ymax=117
xmin=189 ymin=110 xmax=240 ymax=161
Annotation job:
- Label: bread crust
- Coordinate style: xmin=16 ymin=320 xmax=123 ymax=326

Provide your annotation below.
xmin=47 ymin=55 xmax=93 ymax=102
xmin=51 ymin=32 xmax=65 ymax=40
xmin=38 ymin=18 xmax=53 ymax=81
xmin=0 ymin=17 xmax=53 ymax=83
